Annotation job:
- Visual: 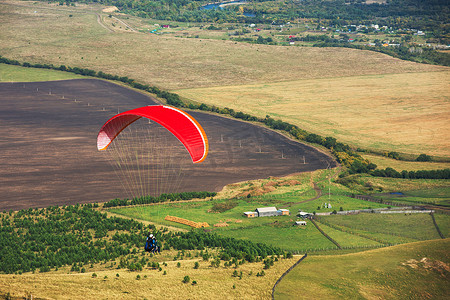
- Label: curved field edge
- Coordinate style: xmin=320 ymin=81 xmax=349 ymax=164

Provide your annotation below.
xmin=274 ymin=238 xmax=450 ymax=300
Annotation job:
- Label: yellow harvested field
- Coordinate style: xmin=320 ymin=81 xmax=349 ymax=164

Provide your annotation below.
xmin=361 ymin=154 xmax=450 ymax=171
xmin=0 ymin=1 xmax=447 ymax=90
xmin=176 ymin=72 xmax=450 ymax=157
xmin=0 ymin=256 xmax=298 ymax=299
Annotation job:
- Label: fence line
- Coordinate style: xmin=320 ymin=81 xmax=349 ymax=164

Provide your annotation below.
xmin=310 ymin=219 xmax=341 ymax=249
xmin=430 ymin=213 xmax=445 ymax=239
xmin=272 ymin=254 xmax=307 ymax=300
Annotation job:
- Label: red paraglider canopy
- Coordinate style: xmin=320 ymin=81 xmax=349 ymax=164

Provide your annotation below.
xmin=97 ymin=105 xmax=208 ymax=163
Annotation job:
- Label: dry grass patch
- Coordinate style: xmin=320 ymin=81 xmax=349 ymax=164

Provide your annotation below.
xmin=217 ymin=173 xmax=312 ymax=200
xmin=0 ymin=256 xmax=298 ymax=299
xmin=177 ymin=72 xmax=450 ymax=157
xmin=0 ymin=1 xmax=447 ymax=90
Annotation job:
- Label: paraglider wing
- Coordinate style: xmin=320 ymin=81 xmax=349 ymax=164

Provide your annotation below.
xmin=97 ymin=105 xmax=208 ymax=163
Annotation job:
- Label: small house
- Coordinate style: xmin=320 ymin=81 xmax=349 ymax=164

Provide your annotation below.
xmin=278 ymin=209 xmax=290 ymax=216
xmin=295 ymin=221 xmax=307 ymax=226
xmin=243 ymin=211 xmax=256 ymax=218
xmin=256 ymin=207 xmax=278 ymax=217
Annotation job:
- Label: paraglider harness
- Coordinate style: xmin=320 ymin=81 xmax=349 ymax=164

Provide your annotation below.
xmin=145 ymin=234 xmax=161 ymax=254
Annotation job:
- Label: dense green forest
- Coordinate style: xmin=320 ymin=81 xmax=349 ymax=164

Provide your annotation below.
xmin=0 ymin=204 xmax=287 ymax=274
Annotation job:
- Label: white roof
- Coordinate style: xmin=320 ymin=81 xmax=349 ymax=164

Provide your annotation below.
xmin=243 ymin=211 xmax=256 ymax=215
xmin=279 ymin=209 xmax=289 ymax=212
xmin=299 ymin=211 xmax=311 ymax=215
xmin=295 ymin=221 xmax=307 ymax=224
xmin=256 ymin=207 xmax=277 ymax=212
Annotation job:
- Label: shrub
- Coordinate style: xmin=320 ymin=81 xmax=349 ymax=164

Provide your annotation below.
xmin=92 ymin=273 xmax=97 ymax=278
xmin=416 ymin=154 xmax=432 ymax=162
xmin=194 ymin=262 xmax=199 ymax=269
xmin=182 ymin=275 xmax=190 ymax=283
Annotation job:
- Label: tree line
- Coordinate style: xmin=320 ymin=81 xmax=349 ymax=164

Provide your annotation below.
xmin=371 ymin=168 xmax=450 ymax=179
xmin=103 ymin=191 xmax=217 ymax=208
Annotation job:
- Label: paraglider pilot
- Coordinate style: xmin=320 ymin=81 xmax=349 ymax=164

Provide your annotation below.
xmin=145 ymin=233 xmax=160 ymax=254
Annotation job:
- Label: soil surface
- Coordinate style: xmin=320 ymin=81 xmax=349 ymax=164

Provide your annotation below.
xmin=0 ymin=79 xmax=336 ymax=210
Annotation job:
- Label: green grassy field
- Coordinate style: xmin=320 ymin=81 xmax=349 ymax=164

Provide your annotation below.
xmin=109 ymin=171 xmax=450 ymax=253
xmin=319 ymin=213 xmax=442 ymax=242
xmin=376 ymin=187 xmax=450 ymax=207
xmin=109 ymin=195 xmax=391 ymax=252
xmin=434 ymin=213 xmax=450 ymax=238
xmin=314 ymin=222 xmax=382 ymax=248
xmin=0 ymin=63 xmax=84 ymax=82
xmin=337 ymin=174 xmax=450 ymax=195
xmin=274 ymin=238 xmax=450 ymax=299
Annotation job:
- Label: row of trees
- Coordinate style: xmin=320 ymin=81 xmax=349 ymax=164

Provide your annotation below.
xmin=103 ymin=191 xmax=217 ymax=208
xmin=165 ymin=231 xmax=286 ymax=263
xmin=371 ymin=168 xmax=450 ymax=179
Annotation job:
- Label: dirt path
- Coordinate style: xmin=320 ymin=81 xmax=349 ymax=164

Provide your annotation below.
xmin=112 ymin=16 xmax=137 ymax=32
xmin=96 ymin=13 xmax=113 ymax=32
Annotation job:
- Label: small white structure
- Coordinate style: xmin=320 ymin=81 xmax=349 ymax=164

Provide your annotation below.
xmin=295 ymin=221 xmax=307 ymax=226
xmin=298 ymin=211 xmax=313 ymax=218
xmin=243 ymin=211 xmax=257 ymax=218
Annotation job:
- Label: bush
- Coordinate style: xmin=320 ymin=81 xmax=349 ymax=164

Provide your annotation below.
xmin=182 ymin=275 xmax=190 ymax=283
xmin=416 ymin=154 xmax=432 ymax=162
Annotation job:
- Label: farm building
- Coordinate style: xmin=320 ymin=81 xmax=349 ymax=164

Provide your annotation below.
xmin=243 ymin=211 xmax=257 ymax=218
xmin=298 ymin=211 xmax=313 ymax=219
xmin=278 ymin=209 xmax=290 ymax=216
xmin=243 ymin=207 xmax=290 ymax=218
xmin=256 ymin=207 xmax=278 ymax=217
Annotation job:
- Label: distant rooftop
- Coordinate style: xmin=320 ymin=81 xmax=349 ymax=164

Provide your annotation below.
xmin=256 ymin=207 xmax=277 ymax=212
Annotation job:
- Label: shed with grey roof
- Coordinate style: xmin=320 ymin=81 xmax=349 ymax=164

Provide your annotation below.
xmin=256 ymin=207 xmax=278 ymax=217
